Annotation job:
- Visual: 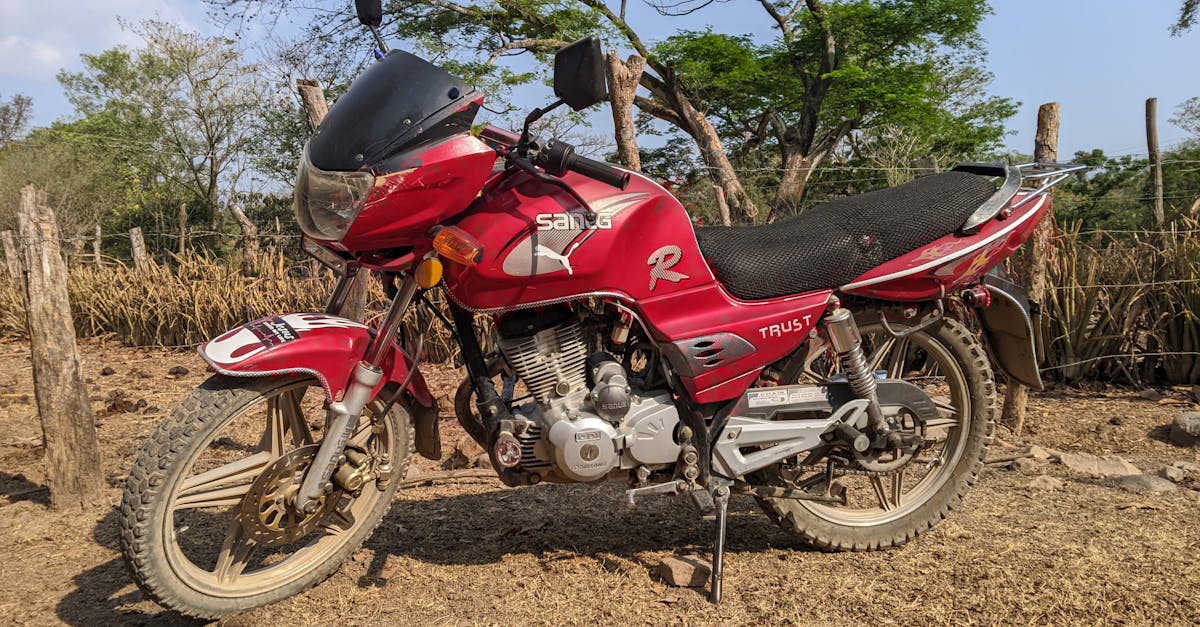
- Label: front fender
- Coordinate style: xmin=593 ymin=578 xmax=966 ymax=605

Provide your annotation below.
xmin=199 ymin=313 xmax=434 ymax=407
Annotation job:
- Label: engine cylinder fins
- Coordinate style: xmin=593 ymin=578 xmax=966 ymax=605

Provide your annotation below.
xmin=497 ymin=317 xmax=589 ymax=403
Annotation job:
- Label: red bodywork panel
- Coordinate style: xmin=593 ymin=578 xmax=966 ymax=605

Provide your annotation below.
xmin=199 ymin=313 xmax=433 ymax=406
xmin=842 ymin=192 xmax=1050 ymax=301
xmin=329 ymin=134 xmax=498 ymax=253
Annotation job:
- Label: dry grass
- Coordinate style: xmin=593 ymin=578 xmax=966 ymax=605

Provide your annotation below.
xmin=0 ymin=250 xmax=471 ymax=361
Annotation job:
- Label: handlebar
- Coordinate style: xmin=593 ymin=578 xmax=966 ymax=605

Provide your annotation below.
xmin=537 ymin=139 xmax=631 ymax=190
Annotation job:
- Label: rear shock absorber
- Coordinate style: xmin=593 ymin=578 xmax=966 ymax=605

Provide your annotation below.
xmin=823 ymin=307 xmax=886 ymax=431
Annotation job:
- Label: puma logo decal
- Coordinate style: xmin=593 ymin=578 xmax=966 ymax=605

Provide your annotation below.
xmin=535 ymin=242 xmax=582 ymax=275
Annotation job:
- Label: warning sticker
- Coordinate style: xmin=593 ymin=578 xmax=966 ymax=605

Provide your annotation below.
xmin=747 ymin=386 xmax=828 ymax=408
xmin=747 ymin=389 xmax=789 ymax=408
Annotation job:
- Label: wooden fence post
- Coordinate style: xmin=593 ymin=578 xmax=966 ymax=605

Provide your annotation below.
xmin=229 ymin=201 xmax=259 ymax=277
xmin=299 ymin=77 xmax=368 ymax=320
xmin=178 ymin=203 xmax=188 ymax=256
xmin=713 ymin=183 xmax=732 ymax=227
xmin=130 ymin=227 xmax=149 ymax=272
xmin=1001 ymin=102 xmax=1059 ymax=437
xmin=1146 ymin=97 xmax=1165 ymax=228
xmin=17 ymin=185 xmax=104 ymax=511
xmin=910 ymin=156 xmax=939 ymax=177
xmin=93 ymin=225 xmax=102 ymax=264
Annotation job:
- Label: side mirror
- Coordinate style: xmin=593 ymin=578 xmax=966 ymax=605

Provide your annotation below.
xmin=355 ymin=0 xmax=383 ymax=27
xmin=553 ymin=37 xmax=609 ymax=111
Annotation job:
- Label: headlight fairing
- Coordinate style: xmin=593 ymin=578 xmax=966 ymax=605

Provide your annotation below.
xmin=293 ymin=150 xmax=375 ymax=240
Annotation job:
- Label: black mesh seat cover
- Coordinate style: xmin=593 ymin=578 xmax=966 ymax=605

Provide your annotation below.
xmin=695 ymin=172 xmax=998 ymax=300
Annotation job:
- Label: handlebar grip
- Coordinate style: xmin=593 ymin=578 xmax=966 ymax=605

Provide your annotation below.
xmin=567 ymin=154 xmax=631 ymax=190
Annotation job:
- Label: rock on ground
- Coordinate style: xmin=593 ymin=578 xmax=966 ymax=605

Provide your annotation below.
xmin=1169 ymin=413 xmax=1200 ymax=447
xmin=1114 ymin=474 xmax=1177 ymax=495
xmin=1158 ymin=466 xmax=1186 ymax=483
xmin=1027 ymin=475 xmax=1064 ymax=491
xmin=659 ymin=555 xmax=711 ymax=587
xmin=1057 ymin=452 xmax=1141 ymax=478
xmin=1028 ymin=445 xmax=1061 ymax=461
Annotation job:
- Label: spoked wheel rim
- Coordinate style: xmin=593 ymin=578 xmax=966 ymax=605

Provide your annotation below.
xmin=161 ymin=379 xmax=392 ymax=598
xmin=795 ymin=321 xmax=972 ymax=526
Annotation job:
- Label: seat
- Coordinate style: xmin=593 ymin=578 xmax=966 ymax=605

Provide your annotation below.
xmin=695 ymin=172 xmax=999 ymax=300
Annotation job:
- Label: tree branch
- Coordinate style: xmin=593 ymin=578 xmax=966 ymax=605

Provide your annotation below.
xmin=486 ymin=38 xmax=568 ymax=65
xmin=634 ymin=95 xmax=684 ymax=127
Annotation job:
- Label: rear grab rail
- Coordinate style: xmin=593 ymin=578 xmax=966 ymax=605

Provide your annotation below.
xmin=952 ymin=161 xmax=1087 ymax=234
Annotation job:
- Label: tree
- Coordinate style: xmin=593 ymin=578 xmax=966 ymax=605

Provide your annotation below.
xmin=0 ymin=93 xmax=32 ymax=148
xmin=1173 ymin=0 xmax=1197 ymax=35
xmin=653 ymin=0 xmax=1006 ymax=221
xmin=59 ymin=21 xmax=265 ymax=236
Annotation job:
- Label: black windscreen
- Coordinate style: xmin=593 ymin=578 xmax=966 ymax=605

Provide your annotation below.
xmin=307 ymin=50 xmax=477 ymax=171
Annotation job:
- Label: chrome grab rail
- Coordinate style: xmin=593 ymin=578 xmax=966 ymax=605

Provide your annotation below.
xmin=951 ymin=161 xmax=1088 ymax=233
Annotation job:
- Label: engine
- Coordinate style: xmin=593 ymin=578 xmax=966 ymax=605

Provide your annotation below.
xmin=495 ymin=307 xmax=681 ymax=483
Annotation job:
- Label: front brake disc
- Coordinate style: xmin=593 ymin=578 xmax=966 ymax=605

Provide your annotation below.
xmin=239 ymin=444 xmax=342 ymax=546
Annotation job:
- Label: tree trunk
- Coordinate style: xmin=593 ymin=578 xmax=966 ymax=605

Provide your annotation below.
xmin=1001 ymin=102 xmax=1059 ymax=436
xmin=17 ymin=186 xmax=105 ymax=511
xmin=229 ymin=202 xmax=259 ymax=277
xmin=93 ymin=224 xmax=102 ymax=264
xmin=129 ymin=227 xmax=149 ymax=273
xmin=605 ymin=51 xmax=645 ymax=171
xmin=678 ymin=97 xmax=757 ymax=220
xmin=298 ymin=77 xmax=369 ymax=321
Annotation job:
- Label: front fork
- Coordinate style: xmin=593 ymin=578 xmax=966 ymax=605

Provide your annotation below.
xmin=293 ymin=269 xmax=420 ymax=515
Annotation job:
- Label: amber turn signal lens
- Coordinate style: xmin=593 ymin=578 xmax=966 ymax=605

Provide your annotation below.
xmin=415 ymin=258 xmax=443 ymax=288
xmin=431 ymin=226 xmax=483 ymax=266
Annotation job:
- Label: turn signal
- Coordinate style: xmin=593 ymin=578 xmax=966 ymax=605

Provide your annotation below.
xmin=415 ymin=257 xmax=444 ymax=288
xmin=431 ymin=226 xmax=483 ymax=266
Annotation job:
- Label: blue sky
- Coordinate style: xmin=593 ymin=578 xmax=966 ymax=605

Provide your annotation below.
xmin=1 ymin=0 xmax=1197 ymax=158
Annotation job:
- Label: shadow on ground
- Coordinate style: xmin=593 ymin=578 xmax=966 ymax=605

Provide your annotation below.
xmin=57 ymin=481 xmax=809 ymax=623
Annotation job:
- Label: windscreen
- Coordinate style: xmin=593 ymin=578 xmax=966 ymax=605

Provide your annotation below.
xmin=307 ymin=50 xmax=478 ymax=172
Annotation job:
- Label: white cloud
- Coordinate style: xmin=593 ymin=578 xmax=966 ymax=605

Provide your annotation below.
xmin=0 ymin=0 xmax=205 ymax=82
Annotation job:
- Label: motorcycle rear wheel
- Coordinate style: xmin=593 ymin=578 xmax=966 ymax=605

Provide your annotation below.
xmin=757 ymin=312 xmax=995 ymax=551
xmin=118 ymin=375 xmax=411 ymax=618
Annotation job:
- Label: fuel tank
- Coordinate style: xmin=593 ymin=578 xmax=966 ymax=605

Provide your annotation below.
xmin=445 ymin=169 xmax=716 ymax=310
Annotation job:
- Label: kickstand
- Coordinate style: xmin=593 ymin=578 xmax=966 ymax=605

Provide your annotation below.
xmin=709 ymin=483 xmax=730 ymax=604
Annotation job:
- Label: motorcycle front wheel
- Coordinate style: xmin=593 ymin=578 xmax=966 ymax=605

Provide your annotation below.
xmin=757 ymin=312 xmax=996 ymax=551
xmin=119 ymin=375 xmax=411 ymax=618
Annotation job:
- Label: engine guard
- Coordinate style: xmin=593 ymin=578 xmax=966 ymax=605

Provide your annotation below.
xmin=199 ymin=313 xmax=441 ymax=459
xmin=978 ymin=271 xmax=1044 ymax=390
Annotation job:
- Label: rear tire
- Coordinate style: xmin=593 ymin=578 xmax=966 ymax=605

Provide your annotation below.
xmin=757 ymin=313 xmax=995 ymax=551
xmin=119 ymin=375 xmax=412 ymax=618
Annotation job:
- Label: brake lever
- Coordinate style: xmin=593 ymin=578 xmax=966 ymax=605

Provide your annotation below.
xmin=508 ymin=154 xmax=597 ymax=222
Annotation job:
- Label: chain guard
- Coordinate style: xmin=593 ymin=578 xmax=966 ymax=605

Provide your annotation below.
xmin=238 ymin=444 xmax=342 ymax=546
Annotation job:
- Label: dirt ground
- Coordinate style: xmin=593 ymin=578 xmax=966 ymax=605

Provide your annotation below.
xmin=1 ymin=338 xmax=1198 ymax=626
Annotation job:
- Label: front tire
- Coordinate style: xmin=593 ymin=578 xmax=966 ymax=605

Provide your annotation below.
xmin=119 ymin=375 xmax=412 ymax=618
xmin=758 ymin=313 xmax=995 ymax=551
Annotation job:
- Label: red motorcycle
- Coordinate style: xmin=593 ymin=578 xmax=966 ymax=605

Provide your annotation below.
xmin=119 ymin=2 xmax=1082 ymax=617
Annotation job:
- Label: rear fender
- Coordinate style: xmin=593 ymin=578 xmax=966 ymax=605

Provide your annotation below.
xmin=199 ymin=313 xmax=435 ymax=407
xmin=977 ymin=271 xmax=1043 ymax=390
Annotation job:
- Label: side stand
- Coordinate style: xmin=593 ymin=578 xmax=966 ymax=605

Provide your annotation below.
xmin=709 ymin=482 xmax=730 ymax=604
